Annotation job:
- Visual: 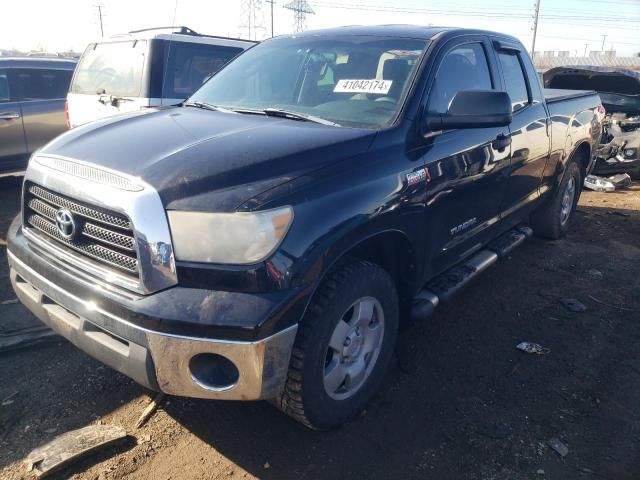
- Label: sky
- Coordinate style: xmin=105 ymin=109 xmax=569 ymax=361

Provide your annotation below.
xmin=1 ymin=0 xmax=638 ymax=56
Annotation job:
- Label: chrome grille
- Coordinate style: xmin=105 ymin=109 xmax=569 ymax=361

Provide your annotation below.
xmin=24 ymin=183 xmax=139 ymax=275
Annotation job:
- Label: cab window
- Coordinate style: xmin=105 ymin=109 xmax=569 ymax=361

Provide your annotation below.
xmin=497 ymin=52 xmax=530 ymax=112
xmin=427 ymin=43 xmax=493 ymax=114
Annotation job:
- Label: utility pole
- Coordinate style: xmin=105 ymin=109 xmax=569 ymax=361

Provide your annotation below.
xmin=601 ymin=34 xmax=607 ymax=52
xmin=95 ymin=5 xmax=104 ymax=37
xmin=530 ymin=0 xmax=541 ymax=57
xmin=584 ymin=43 xmax=588 ymax=57
xmin=266 ymin=0 xmax=275 ymax=37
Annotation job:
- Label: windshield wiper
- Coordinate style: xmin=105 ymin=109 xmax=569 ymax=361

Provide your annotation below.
xmin=262 ymin=108 xmax=340 ymax=127
xmin=183 ymin=101 xmax=236 ymax=114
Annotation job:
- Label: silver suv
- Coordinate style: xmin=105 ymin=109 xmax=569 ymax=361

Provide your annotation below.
xmin=67 ymin=26 xmax=256 ymax=127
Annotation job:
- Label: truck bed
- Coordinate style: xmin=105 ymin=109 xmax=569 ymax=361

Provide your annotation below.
xmin=544 ymin=88 xmax=597 ymax=104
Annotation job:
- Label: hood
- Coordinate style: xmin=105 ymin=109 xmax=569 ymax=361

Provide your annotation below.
xmin=41 ymin=107 xmax=375 ymax=212
xmin=544 ymin=66 xmax=640 ymax=95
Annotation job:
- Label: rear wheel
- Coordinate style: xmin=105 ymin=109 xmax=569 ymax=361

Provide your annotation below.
xmin=530 ymin=158 xmax=582 ymax=239
xmin=275 ymin=258 xmax=399 ymax=430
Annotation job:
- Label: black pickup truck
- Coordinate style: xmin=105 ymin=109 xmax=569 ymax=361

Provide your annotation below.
xmin=7 ymin=26 xmax=602 ymax=429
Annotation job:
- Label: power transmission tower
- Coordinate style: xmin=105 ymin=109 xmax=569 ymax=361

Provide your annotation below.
xmin=530 ymin=0 xmax=541 ymax=57
xmin=239 ymin=0 xmax=266 ymax=41
xmin=284 ymin=0 xmax=314 ymax=33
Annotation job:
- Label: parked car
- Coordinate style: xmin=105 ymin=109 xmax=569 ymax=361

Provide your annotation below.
xmin=66 ymin=26 xmax=256 ymax=127
xmin=544 ymin=66 xmax=639 ymax=178
xmin=8 ymin=26 xmax=602 ymax=429
xmin=0 ymin=57 xmax=76 ymax=174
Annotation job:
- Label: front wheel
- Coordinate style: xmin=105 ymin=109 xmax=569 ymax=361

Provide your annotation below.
xmin=530 ymin=159 xmax=582 ymax=239
xmin=274 ymin=258 xmax=399 ymax=430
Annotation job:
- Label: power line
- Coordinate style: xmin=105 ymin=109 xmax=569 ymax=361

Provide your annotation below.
xmin=311 ymin=1 xmax=640 ymax=23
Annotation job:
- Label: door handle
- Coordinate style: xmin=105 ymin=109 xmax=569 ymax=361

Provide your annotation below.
xmin=0 ymin=112 xmax=20 ymax=120
xmin=492 ymin=133 xmax=512 ymax=152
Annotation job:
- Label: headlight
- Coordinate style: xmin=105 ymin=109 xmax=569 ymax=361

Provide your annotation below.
xmin=624 ymin=148 xmax=636 ymax=158
xmin=167 ymin=206 xmax=293 ymax=264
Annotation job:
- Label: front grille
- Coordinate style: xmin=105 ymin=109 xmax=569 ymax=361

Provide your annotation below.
xmin=23 ymin=183 xmax=139 ymax=275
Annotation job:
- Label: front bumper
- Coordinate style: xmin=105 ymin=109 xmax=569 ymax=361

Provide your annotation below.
xmin=8 ymin=247 xmax=298 ymax=401
xmin=592 ymin=156 xmax=640 ymax=176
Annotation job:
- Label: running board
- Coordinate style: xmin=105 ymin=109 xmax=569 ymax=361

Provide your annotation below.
xmin=411 ymin=225 xmax=532 ymax=321
xmin=486 ymin=225 xmax=533 ymax=259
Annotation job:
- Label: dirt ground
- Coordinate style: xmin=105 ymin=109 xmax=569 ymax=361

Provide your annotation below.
xmin=1 ymin=175 xmax=639 ymax=480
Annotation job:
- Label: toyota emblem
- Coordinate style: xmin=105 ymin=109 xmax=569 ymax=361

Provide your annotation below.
xmin=55 ymin=208 xmax=76 ymax=239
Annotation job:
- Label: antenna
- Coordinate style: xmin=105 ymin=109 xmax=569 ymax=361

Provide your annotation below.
xmin=239 ymin=0 xmax=266 ymax=41
xmin=284 ymin=0 xmax=314 ymax=33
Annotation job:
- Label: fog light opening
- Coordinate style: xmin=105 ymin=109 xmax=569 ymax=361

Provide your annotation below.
xmin=189 ymin=353 xmax=239 ymax=391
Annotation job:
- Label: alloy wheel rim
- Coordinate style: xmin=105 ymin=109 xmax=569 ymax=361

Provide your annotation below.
xmin=323 ymin=296 xmax=385 ymax=400
xmin=560 ymin=176 xmax=576 ymax=226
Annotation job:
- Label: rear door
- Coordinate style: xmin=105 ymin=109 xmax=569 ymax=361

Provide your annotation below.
xmin=67 ymin=40 xmax=148 ymax=127
xmin=420 ymin=36 xmax=512 ymax=276
xmin=493 ymin=41 xmax=551 ymax=217
xmin=0 ymin=68 xmax=27 ymax=171
xmin=17 ymin=67 xmax=73 ymax=153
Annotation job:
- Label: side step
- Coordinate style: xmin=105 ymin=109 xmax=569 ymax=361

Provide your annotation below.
xmin=411 ymin=225 xmax=532 ymax=321
xmin=487 ymin=225 xmax=533 ymax=259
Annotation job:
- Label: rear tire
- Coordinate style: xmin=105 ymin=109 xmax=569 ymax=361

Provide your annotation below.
xmin=274 ymin=258 xmax=399 ymax=430
xmin=530 ymin=159 xmax=582 ymax=239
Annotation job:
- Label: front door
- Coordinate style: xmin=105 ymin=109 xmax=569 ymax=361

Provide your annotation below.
xmin=494 ymin=44 xmax=551 ymax=218
xmin=420 ymin=38 xmax=512 ymax=277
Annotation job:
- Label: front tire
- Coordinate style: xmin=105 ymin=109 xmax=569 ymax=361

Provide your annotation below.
xmin=275 ymin=258 xmax=399 ymax=430
xmin=530 ymin=159 xmax=582 ymax=239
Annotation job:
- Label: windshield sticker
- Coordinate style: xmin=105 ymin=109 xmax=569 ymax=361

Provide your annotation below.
xmin=333 ymin=79 xmax=393 ymax=95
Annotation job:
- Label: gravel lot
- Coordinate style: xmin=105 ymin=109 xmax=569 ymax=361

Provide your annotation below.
xmin=1 ymin=176 xmax=639 ymax=480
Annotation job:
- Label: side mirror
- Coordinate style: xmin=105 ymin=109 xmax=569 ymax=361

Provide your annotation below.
xmin=426 ymin=90 xmax=512 ymax=131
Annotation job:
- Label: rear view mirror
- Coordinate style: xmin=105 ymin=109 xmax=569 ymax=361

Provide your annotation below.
xmin=426 ymin=90 xmax=512 ymax=131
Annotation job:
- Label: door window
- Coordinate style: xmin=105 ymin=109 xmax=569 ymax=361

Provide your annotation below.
xmin=428 ymin=43 xmax=493 ymax=114
xmin=497 ymin=52 xmax=530 ymax=112
xmin=162 ymin=43 xmax=244 ymax=99
xmin=17 ymin=69 xmax=73 ymax=100
xmin=0 ymin=70 xmax=9 ymax=102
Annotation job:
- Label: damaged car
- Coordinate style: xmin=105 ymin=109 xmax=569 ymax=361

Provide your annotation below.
xmin=544 ymin=66 xmax=640 ymax=179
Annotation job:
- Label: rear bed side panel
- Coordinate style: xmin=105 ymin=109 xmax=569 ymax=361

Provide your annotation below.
xmin=542 ymin=92 xmax=602 ymax=195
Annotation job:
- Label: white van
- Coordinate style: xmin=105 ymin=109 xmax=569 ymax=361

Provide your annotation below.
xmin=67 ymin=26 xmax=255 ymax=127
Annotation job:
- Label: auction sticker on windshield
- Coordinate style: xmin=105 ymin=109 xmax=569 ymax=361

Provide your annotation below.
xmin=334 ymin=79 xmax=392 ymax=94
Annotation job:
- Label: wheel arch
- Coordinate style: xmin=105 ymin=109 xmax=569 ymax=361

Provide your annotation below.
xmin=298 ymin=229 xmax=421 ymax=327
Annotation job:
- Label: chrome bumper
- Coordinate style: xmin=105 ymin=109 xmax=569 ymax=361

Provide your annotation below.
xmin=8 ymin=250 xmax=297 ymax=400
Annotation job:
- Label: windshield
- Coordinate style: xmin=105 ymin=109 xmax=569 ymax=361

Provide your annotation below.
xmin=71 ymin=40 xmax=147 ymax=97
xmin=599 ymin=92 xmax=640 ymax=111
xmin=188 ymin=36 xmax=427 ymax=128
